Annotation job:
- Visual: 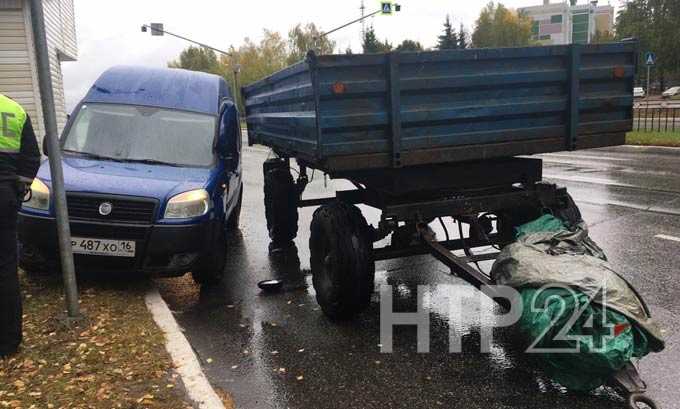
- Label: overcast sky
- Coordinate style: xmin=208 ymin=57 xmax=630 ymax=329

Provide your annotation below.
xmin=61 ymin=0 xmax=616 ymax=111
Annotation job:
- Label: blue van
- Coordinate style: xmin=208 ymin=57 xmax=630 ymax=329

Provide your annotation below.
xmin=18 ymin=66 xmax=242 ymax=285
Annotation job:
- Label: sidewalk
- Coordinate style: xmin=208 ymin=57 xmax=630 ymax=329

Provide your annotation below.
xmin=0 ymin=272 xmax=192 ymax=409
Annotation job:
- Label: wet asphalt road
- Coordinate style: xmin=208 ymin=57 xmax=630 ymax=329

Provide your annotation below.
xmin=156 ymin=144 xmax=680 ymax=409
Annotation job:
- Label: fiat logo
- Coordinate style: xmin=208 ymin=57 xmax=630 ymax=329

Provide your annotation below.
xmin=98 ymin=202 xmax=113 ymax=216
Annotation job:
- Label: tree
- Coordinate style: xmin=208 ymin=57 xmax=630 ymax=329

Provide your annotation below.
xmin=216 ymin=30 xmax=288 ymax=112
xmin=592 ymin=30 xmax=616 ymax=43
xmin=471 ymin=2 xmax=533 ymax=48
xmin=437 ymin=15 xmax=458 ymax=50
xmin=458 ymin=23 xmax=468 ymax=49
xmin=168 ymin=46 xmax=221 ymax=75
xmin=287 ymin=23 xmax=336 ymax=64
xmin=396 ymin=39 xmax=424 ymax=52
xmin=362 ymin=26 xmax=392 ymax=53
xmin=616 ymin=0 xmax=680 ymax=87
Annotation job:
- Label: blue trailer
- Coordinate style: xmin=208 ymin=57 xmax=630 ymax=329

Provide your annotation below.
xmin=244 ymin=42 xmax=635 ymax=170
xmin=244 ymin=42 xmax=658 ymax=407
xmin=244 ymin=41 xmax=637 ymax=312
xmin=244 ymin=41 xmax=637 ymax=311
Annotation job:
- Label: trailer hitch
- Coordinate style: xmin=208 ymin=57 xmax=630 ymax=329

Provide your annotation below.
xmin=609 ymin=362 xmax=659 ymax=409
xmin=415 ymin=223 xmax=510 ymax=310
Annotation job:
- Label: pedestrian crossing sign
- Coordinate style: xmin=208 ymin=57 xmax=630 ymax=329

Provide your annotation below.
xmin=645 ymin=52 xmax=656 ymax=66
xmin=379 ymin=2 xmax=400 ymax=15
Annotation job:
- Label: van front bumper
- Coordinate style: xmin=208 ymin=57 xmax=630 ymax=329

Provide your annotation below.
xmin=17 ymin=213 xmax=219 ymax=276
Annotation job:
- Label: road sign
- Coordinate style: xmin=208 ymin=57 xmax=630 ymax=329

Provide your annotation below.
xmin=645 ymin=51 xmax=656 ymax=66
xmin=381 ymin=2 xmax=393 ymax=14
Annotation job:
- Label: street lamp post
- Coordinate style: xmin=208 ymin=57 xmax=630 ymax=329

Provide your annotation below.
xmin=141 ymin=24 xmax=240 ymax=99
xmin=316 ymin=2 xmax=402 ymax=41
xmin=29 ymin=0 xmax=80 ymax=320
xmin=233 ymin=64 xmax=241 ymax=109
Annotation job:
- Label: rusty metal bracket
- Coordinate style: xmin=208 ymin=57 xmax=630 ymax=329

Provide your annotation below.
xmin=609 ymin=362 xmax=659 ymax=409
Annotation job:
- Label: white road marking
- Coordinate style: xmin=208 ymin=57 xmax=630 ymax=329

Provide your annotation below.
xmin=541 ymin=153 xmax=631 ymax=162
xmin=145 ymin=289 xmax=225 ymax=409
xmin=655 ymin=234 xmax=680 ymax=243
xmin=625 ymin=144 xmax=680 ymax=151
xmin=542 ymin=173 xmax=637 ymax=189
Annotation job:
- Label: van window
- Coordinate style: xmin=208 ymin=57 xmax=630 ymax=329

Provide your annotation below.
xmin=63 ymin=103 xmax=216 ymax=167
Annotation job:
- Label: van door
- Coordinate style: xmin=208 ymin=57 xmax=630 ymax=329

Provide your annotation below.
xmin=218 ymin=101 xmax=242 ymax=219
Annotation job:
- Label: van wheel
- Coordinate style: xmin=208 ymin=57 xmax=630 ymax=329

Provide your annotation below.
xmin=310 ymin=202 xmax=374 ymax=320
xmin=263 ymin=159 xmax=298 ymax=246
xmin=227 ymin=184 xmax=243 ymax=229
xmin=192 ymin=224 xmax=226 ymax=286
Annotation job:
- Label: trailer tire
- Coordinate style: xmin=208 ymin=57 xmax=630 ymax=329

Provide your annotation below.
xmin=551 ymin=192 xmax=582 ymax=228
xmin=496 ymin=204 xmax=542 ymax=244
xmin=310 ymin=202 xmax=374 ymax=320
xmin=264 ymin=162 xmax=298 ymax=245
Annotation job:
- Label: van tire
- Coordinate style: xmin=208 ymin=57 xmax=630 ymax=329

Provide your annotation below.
xmin=192 ymin=224 xmax=226 ymax=286
xmin=310 ymin=202 xmax=374 ymax=320
xmin=263 ymin=161 xmax=298 ymax=246
xmin=227 ymin=184 xmax=243 ymax=229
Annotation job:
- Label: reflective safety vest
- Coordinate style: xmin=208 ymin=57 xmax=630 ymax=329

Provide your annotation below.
xmin=0 ymin=94 xmax=27 ymax=154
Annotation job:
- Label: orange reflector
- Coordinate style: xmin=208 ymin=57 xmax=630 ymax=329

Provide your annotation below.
xmin=614 ymin=323 xmax=630 ymax=337
xmin=613 ymin=66 xmax=626 ymax=79
xmin=332 ymin=82 xmax=346 ymax=94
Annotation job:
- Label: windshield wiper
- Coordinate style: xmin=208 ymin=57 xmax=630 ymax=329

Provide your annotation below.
xmin=63 ymin=150 xmax=182 ymax=167
xmin=62 ymin=150 xmax=125 ymax=162
xmin=123 ymin=158 xmax=181 ymax=167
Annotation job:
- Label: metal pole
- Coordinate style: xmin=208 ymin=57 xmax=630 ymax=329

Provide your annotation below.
xmin=141 ymin=24 xmax=231 ymax=57
xmin=29 ymin=0 xmax=80 ymax=318
xmin=233 ymin=65 xmax=240 ymax=111
xmin=646 ymin=65 xmax=651 ymax=101
xmin=317 ymin=9 xmax=383 ymax=39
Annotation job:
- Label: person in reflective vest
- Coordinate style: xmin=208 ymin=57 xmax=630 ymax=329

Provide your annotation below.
xmin=0 ymin=93 xmax=40 ymax=358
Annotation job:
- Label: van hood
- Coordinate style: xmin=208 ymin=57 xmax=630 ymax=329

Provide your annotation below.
xmin=36 ymin=156 xmax=216 ymax=202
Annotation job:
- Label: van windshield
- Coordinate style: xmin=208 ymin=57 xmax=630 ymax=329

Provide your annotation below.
xmin=62 ymin=103 xmax=216 ymax=167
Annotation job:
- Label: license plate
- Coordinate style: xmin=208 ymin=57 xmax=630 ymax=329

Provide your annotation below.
xmin=70 ymin=237 xmax=136 ymax=257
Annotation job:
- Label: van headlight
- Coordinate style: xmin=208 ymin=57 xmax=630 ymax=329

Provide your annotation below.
xmin=23 ymin=178 xmax=50 ymax=210
xmin=164 ymin=189 xmax=211 ymax=219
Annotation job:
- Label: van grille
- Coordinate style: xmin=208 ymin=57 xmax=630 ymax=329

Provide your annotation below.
xmin=70 ymin=221 xmax=149 ymax=240
xmin=67 ymin=194 xmax=158 ymax=224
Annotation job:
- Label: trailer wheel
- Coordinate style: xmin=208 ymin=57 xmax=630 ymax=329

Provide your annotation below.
xmin=264 ymin=160 xmax=298 ymax=246
xmin=310 ymin=202 xmax=375 ymax=320
xmin=551 ymin=192 xmax=582 ymax=228
xmin=496 ymin=205 xmax=542 ymax=244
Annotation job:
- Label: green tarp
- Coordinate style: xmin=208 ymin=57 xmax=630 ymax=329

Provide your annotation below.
xmin=491 ymin=215 xmax=665 ymax=391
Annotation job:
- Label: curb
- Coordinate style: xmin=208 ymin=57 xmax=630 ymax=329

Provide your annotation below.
xmin=145 ymin=288 xmax=225 ymax=409
xmin=597 ymin=145 xmax=680 ymax=155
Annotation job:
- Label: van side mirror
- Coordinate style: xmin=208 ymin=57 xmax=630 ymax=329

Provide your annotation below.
xmin=217 ymin=101 xmax=239 ymax=165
